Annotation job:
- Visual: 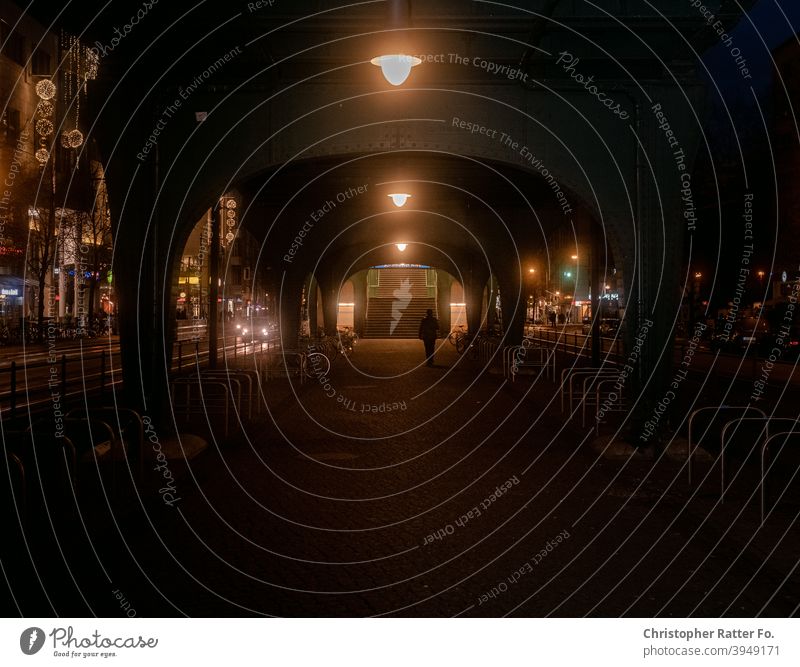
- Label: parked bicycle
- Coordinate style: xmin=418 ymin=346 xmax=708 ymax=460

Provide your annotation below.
xmin=335 ymin=328 xmax=358 ymax=357
xmin=448 ymin=325 xmax=470 ymax=354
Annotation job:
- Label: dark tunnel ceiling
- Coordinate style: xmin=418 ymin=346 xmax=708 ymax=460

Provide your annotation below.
xmin=236 ymin=152 xmax=569 ymax=253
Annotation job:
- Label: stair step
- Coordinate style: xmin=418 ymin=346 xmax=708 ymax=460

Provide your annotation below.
xmin=364 ymin=268 xmax=438 ymax=338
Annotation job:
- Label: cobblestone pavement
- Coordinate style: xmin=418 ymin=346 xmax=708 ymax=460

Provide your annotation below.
xmin=5 ymin=339 xmax=799 ymax=617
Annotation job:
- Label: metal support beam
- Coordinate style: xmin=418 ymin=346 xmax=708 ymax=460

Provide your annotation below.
xmin=208 ymin=207 xmax=221 ymax=369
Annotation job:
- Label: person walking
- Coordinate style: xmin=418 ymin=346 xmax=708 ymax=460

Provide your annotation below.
xmin=418 ymin=308 xmax=439 ymax=367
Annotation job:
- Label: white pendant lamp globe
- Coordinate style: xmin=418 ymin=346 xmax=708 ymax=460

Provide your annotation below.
xmin=388 ymin=193 xmax=411 ymax=207
xmin=396 ymin=243 xmax=408 ymax=252
xmin=371 ymin=54 xmax=421 ymax=86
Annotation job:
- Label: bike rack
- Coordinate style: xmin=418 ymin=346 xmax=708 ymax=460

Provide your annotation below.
xmin=687 ymin=405 xmax=765 ymax=487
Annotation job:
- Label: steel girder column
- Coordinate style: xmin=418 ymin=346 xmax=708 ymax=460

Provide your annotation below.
xmin=464 ymin=263 xmax=490 ymax=336
xmin=316 ymin=274 xmax=340 ymax=337
xmin=278 ymin=274 xmax=304 ymax=349
xmin=496 ymin=270 xmax=525 ymax=346
xmin=590 ymin=224 xmax=604 ymax=368
xmin=103 ymin=112 xmax=171 ymax=417
xmin=351 ymin=270 xmax=368 ymax=337
xmin=307 ymin=275 xmax=319 ymax=336
xmin=625 ymin=86 xmax=702 ymax=443
xmin=436 ymin=271 xmax=453 ymax=333
xmin=486 ymin=275 xmax=499 ymax=332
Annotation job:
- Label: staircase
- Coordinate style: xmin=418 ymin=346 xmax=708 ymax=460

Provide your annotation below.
xmin=364 ymin=268 xmax=437 ymax=338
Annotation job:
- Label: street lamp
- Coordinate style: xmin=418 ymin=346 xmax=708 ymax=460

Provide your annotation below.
xmin=371 ymin=54 xmax=422 ymax=86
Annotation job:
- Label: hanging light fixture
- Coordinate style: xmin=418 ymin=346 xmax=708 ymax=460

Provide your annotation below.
xmin=396 ymin=243 xmax=407 ymax=252
xmin=370 ymin=54 xmax=421 ymax=86
xmin=388 ymin=193 xmax=411 ymax=207
xmin=371 ymin=1 xmax=418 ymax=86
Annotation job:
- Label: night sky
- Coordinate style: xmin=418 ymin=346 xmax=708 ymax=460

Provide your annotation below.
xmin=696 ymin=0 xmax=800 ymax=308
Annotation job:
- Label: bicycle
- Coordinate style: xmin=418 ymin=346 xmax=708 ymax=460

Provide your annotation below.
xmin=448 ymin=325 xmax=467 ymax=346
xmin=449 ymin=326 xmax=472 ymax=354
xmin=335 ymin=328 xmax=357 ymax=357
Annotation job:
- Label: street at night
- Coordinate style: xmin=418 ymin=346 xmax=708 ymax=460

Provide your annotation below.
xmin=1 ymin=0 xmax=800 ymax=664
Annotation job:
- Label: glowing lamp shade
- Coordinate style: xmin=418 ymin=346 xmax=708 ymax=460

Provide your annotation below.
xmin=370 ymin=54 xmax=422 ymax=86
xmin=388 ymin=193 xmax=411 ymax=207
xmin=396 ymin=243 xmax=408 ymax=252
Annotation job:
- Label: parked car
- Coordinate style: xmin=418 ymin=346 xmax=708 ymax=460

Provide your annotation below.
xmin=582 ymin=318 xmax=621 ymax=335
xmin=710 ymin=317 xmax=770 ymax=354
xmin=763 ymin=324 xmax=800 ymax=359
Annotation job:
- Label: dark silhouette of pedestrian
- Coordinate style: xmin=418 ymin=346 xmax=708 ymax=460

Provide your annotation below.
xmin=418 ymin=308 xmax=439 ymax=366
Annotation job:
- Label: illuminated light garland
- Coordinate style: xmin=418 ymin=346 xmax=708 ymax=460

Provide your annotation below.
xmin=85 ymin=46 xmax=99 ymax=80
xmin=67 ymin=129 xmax=84 ymax=148
xmin=35 ymin=148 xmax=49 ymax=163
xmin=35 ymin=79 xmax=56 ymax=99
xmin=38 ymin=100 xmax=54 ymax=116
xmin=36 ymin=118 xmax=54 ymax=136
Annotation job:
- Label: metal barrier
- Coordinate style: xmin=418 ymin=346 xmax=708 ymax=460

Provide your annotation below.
xmin=504 ymin=343 xmax=555 ymax=382
xmin=175 ymin=335 xmax=279 ymax=372
xmin=761 ymin=431 xmax=800 ymax=524
xmin=67 ymin=407 xmax=145 ymax=483
xmin=479 ymin=336 xmax=499 ymax=363
xmin=170 ymin=377 xmax=235 ymax=438
xmin=0 ymin=334 xmax=273 ymax=422
xmin=560 ymin=368 xmax=618 ymax=414
xmin=258 ymin=349 xmax=307 ymax=382
xmin=719 ymin=417 xmax=800 ymax=502
xmin=189 ymin=369 xmax=260 ymax=420
xmin=61 ymin=417 xmax=122 ymax=497
xmin=585 ymin=378 xmax=627 ymax=434
xmin=687 ymin=406 xmax=765 ymax=486
xmin=528 ymin=327 xmax=624 ymax=361
xmin=0 ymin=350 xmax=117 ymax=420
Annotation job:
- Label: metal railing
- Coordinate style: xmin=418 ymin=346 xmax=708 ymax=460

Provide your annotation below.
xmin=0 ymin=334 xmax=281 ymax=420
xmin=173 ymin=335 xmax=280 ymax=372
xmin=528 ymin=327 xmax=624 ymax=360
xmin=0 ymin=350 xmax=117 ymax=419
